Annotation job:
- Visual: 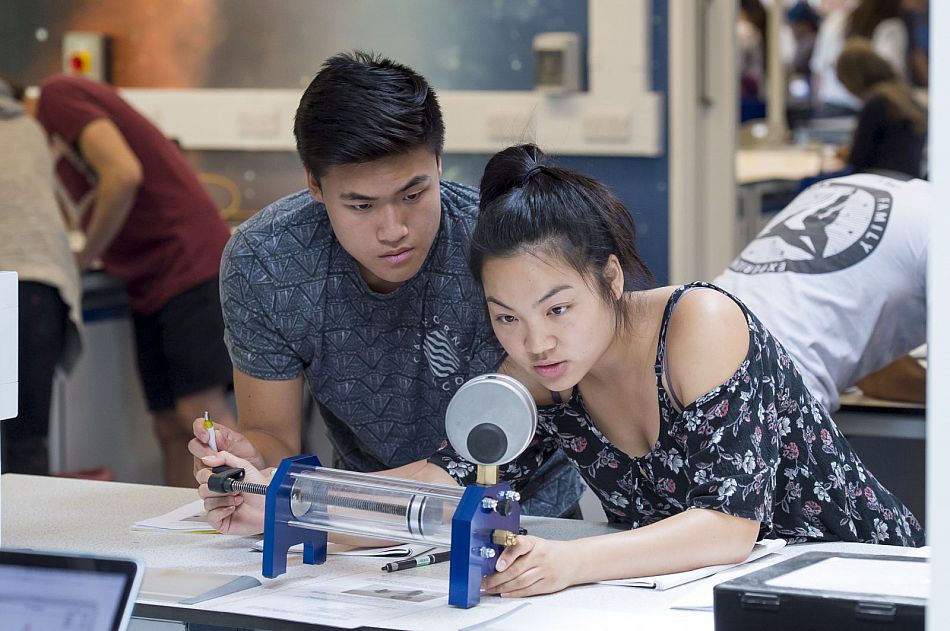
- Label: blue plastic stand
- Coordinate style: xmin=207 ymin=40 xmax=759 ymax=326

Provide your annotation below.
xmin=262 ymin=454 xmax=326 ymax=578
xmin=261 ymin=456 xmax=521 ymax=609
xmin=448 ymin=481 xmax=520 ymax=608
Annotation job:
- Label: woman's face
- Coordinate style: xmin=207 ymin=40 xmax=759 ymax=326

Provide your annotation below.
xmin=481 ymin=250 xmax=622 ymax=392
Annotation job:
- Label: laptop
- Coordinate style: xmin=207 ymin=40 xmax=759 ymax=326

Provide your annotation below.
xmin=0 ymin=549 xmax=144 ymax=631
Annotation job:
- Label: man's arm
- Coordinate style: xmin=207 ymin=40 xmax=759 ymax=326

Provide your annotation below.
xmin=232 ymin=368 xmax=306 ymax=467
xmin=855 ymin=355 xmax=927 ymax=404
xmin=195 ymin=370 xmax=455 ymax=535
xmin=76 ymin=118 xmax=143 ymax=269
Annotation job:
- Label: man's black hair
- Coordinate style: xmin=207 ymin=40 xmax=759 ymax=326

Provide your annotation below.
xmin=294 ymin=51 xmax=445 ymax=180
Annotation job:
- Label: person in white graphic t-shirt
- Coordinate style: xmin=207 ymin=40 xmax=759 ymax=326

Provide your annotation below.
xmin=715 ymin=172 xmax=931 ymax=412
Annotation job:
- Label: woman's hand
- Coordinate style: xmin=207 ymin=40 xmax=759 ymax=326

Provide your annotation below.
xmin=481 ymin=535 xmax=581 ymax=597
xmin=195 ymin=451 xmax=270 ymax=535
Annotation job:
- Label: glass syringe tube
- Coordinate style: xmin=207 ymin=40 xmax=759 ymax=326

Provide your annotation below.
xmin=286 ymin=468 xmax=466 ymax=547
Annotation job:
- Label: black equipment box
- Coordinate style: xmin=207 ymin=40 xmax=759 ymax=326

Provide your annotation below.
xmin=714 ymin=551 xmax=926 ymax=631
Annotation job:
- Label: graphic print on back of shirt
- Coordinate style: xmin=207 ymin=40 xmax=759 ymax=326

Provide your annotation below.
xmin=730 ymin=181 xmax=892 ymax=275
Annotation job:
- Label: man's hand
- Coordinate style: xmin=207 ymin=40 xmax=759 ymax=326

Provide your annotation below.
xmin=481 ymin=535 xmax=581 ymax=598
xmin=196 ymin=451 xmax=270 ymax=535
xmin=189 ymin=417 xmax=266 ymax=473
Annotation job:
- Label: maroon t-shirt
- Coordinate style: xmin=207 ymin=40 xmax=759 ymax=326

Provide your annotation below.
xmin=36 ymin=75 xmax=230 ymax=314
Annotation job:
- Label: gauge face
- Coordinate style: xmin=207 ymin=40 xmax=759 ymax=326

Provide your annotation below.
xmin=730 ymin=181 xmax=892 ymax=276
xmin=445 ymin=374 xmax=537 ymax=466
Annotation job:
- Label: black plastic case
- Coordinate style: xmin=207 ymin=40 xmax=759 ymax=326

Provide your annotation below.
xmin=714 ymin=551 xmax=926 ymax=631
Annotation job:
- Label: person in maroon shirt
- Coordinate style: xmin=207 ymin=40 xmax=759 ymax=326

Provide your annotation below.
xmin=35 ymin=74 xmax=235 ymax=487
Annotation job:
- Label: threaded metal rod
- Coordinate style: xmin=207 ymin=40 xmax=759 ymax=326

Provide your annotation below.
xmin=297 ymin=487 xmax=408 ymax=516
xmin=227 ymin=480 xmax=269 ymax=495
xmin=226 ymin=478 xmax=410 ymax=517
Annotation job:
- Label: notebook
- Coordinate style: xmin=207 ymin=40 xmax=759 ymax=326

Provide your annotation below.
xmin=0 ymin=548 xmax=144 ymax=631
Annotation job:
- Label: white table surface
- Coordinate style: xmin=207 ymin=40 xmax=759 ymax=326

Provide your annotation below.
xmin=1 ymin=474 xmax=926 ymax=631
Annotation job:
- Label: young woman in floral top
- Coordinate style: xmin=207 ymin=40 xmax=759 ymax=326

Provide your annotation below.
xmin=469 ymin=144 xmax=924 ymax=599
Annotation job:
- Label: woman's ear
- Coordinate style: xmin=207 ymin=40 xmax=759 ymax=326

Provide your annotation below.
xmin=604 ymin=255 xmax=624 ymax=300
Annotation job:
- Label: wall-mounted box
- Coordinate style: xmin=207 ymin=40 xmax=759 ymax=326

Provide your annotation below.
xmin=533 ymin=32 xmax=582 ymax=95
xmin=62 ymin=32 xmax=112 ymax=83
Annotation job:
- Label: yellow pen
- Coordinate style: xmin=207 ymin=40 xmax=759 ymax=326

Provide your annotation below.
xmin=203 ymin=411 xmax=218 ymax=452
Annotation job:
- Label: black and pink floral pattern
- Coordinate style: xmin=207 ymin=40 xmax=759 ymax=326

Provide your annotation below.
xmin=538 ymin=282 xmax=924 ymax=546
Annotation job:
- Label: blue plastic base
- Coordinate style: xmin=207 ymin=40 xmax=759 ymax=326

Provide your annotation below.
xmin=448 ymin=482 xmax=520 ymax=608
xmin=262 ymin=455 xmax=327 ymax=579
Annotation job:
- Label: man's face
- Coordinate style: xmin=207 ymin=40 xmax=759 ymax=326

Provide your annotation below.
xmin=309 ymin=147 xmax=442 ymax=293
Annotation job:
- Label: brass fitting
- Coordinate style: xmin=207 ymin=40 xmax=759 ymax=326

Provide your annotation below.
xmin=491 ymin=529 xmax=518 ymax=547
xmin=476 ymin=465 xmax=499 ymax=486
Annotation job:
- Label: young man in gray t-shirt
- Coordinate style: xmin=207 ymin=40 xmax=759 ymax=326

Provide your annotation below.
xmin=190 ymin=52 xmax=584 ymax=534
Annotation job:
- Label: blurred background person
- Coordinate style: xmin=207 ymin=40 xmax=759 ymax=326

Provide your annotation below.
xmin=738 ymin=0 xmax=768 ymax=104
xmin=716 ymin=172 xmax=932 ymax=413
xmin=836 ymin=37 xmax=927 ymax=178
xmin=787 ymin=1 xmax=821 ymax=83
xmin=0 ymin=76 xmax=82 ymax=475
xmin=903 ymin=0 xmax=929 ymax=88
xmin=811 ymin=0 xmax=908 ymax=116
xmin=34 ymin=74 xmax=235 ymax=487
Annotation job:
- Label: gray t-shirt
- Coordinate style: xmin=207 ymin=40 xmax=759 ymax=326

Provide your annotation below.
xmin=221 ymin=180 xmax=584 ymax=516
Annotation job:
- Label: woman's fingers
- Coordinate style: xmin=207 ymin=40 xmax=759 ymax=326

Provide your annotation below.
xmin=482 ymin=535 xmax=535 ymax=591
xmin=488 ymin=566 xmax=545 ymax=596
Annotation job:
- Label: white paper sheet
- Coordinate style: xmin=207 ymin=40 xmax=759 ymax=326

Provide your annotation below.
xmin=766 ymin=557 xmax=930 ymax=599
xmin=669 ymin=548 xmax=792 ymax=612
xmin=131 ymin=499 xmax=217 ymax=533
xmin=203 ymin=570 xmax=525 ymax=630
xmin=599 ymin=538 xmax=786 ymax=590
xmin=250 ymin=539 xmax=440 ymax=558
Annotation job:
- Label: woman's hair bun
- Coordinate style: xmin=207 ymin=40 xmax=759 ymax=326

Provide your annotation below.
xmin=479 ymin=143 xmax=547 ymax=208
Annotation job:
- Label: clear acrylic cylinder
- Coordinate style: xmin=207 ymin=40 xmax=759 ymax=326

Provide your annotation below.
xmin=287 ymin=468 xmax=466 ymax=546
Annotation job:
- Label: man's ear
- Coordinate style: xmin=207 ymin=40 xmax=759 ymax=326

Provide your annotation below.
xmin=306 ymin=169 xmax=325 ymax=204
xmin=436 ymin=155 xmax=442 ymax=178
xmin=604 ymin=255 xmax=624 ymax=300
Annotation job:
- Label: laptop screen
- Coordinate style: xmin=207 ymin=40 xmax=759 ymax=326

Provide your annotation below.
xmin=0 ymin=549 xmax=143 ymax=631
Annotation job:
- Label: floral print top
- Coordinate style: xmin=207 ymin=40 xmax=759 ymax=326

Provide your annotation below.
xmin=539 ymin=283 xmax=924 ymax=546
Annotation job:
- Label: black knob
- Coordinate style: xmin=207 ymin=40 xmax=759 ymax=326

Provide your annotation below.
xmin=208 ymin=465 xmax=245 ymax=493
xmin=466 ymin=422 xmax=508 ymax=464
